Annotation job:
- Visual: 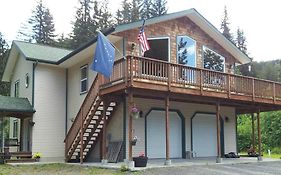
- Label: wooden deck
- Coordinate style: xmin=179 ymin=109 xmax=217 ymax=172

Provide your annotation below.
xmin=99 ymin=56 xmax=281 ymax=113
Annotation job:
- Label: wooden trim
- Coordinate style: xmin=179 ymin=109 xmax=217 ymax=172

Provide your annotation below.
xmin=216 ymin=103 xmax=221 ymax=158
xmin=101 ymin=99 xmax=108 ymax=160
xmin=251 ymin=113 xmax=256 ymax=152
xmin=128 ymin=90 xmax=133 ymax=161
xmin=80 ymin=109 xmax=83 ymax=164
xmin=257 ymin=109 xmax=262 ymax=157
xmin=165 ymin=95 xmax=170 ymax=160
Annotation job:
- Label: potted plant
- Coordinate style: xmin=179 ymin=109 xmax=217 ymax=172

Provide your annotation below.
xmin=131 ymin=106 xmax=140 ymax=119
xmin=33 ymin=152 xmax=41 ymax=162
xmin=133 ymin=152 xmax=148 ymax=167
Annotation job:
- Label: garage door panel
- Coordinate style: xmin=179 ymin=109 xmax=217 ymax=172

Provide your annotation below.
xmin=192 ymin=114 xmax=217 ymax=157
xmin=147 ymin=111 xmax=182 ymax=159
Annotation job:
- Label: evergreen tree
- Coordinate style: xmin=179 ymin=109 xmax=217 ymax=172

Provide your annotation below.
xmin=93 ymin=0 xmax=113 ymax=30
xmin=220 ymin=6 xmax=233 ymax=42
xmin=116 ymin=0 xmax=132 ymax=24
xmin=54 ymin=33 xmax=72 ymax=49
xmin=203 ymin=49 xmax=224 ymax=72
xmin=28 ymin=0 xmax=56 ymax=45
xmin=131 ymin=0 xmax=140 ymax=22
xmin=140 ymin=0 xmax=153 ymax=19
xmin=0 ymin=32 xmax=10 ymax=96
xmin=177 ymin=38 xmax=188 ymax=65
xmin=236 ymin=28 xmax=247 ymax=54
xmin=71 ymin=0 xmax=94 ymax=49
xmin=151 ymin=0 xmax=168 ymax=17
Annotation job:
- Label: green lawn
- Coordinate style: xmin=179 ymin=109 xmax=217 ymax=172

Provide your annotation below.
xmin=0 ymin=163 xmax=137 ymax=175
xmin=262 ymin=153 xmax=281 ymax=159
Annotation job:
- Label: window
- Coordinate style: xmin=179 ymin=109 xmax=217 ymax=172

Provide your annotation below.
xmin=80 ymin=65 xmax=88 ymax=94
xmin=177 ymin=35 xmax=196 ymax=67
xmin=14 ymin=80 xmax=20 ymax=97
xmin=13 ymin=119 xmax=18 ymax=138
xmin=25 ymin=73 xmax=29 ymax=88
xmin=144 ymin=37 xmax=169 ymax=61
xmin=203 ymin=46 xmax=225 ymax=72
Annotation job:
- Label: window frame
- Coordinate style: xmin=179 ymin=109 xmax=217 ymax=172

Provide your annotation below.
xmin=14 ymin=80 xmax=20 ymax=97
xmin=176 ymin=35 xmax=197 ymax=67
xmin=202 ymin=46 xmax=226 ymax=73
xmin=80 ymin=64 xmax=88 ymax=94
xmin=12 ymin=119 xmax=18 ymax=138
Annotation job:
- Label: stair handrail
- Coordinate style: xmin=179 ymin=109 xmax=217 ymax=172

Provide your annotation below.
xmin=64 ymin=74 xmax=101 ymax=156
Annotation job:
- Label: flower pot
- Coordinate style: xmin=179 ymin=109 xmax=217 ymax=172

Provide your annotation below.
xmin=133 ymin=156 xmax=148 ymax=167
xmin=131 ymin=112 xmax=139 ymax=119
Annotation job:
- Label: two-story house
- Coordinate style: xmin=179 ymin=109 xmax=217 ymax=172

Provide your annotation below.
xmin=2 ymin=9 xmax=281 ymax=165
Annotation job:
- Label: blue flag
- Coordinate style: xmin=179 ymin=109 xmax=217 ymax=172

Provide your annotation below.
xmin=91 ymin=31 xmax=115 ymax=78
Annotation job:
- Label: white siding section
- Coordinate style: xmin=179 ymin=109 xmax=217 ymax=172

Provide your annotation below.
xmin=67 ymin=57 xmax=97 ymax=131
xmin=33 ymin=64 xmax=66 ymax=162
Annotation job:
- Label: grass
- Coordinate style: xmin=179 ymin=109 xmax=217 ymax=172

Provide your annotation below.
xmin=0 ymin=163 xmax=139 ymax=175
xmin=239 ymin=152 xmax=281 ymax=159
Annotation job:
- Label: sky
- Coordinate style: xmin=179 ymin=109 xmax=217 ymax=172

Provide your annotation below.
xmin=0 ymin=0 xmax=280 ymax=62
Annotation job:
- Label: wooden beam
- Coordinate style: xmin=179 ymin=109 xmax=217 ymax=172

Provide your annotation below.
xmin=165 ymin=95 xmax=170 ymax=161
xmin=251 ymin=113 xmax=255 ymax=152
xmin=101 ymin=98 xmax=108 ymax=160
xmin=216 ymin=103 xmax=221 ymax=162
xmin=257 ymin=109 xmax=262 ymax=160
xmin=128 ymin=90 xmax=133 ymax=161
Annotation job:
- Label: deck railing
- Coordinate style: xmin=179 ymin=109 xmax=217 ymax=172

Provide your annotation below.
xmin=102 ymin=56 xmax=281 ymax=103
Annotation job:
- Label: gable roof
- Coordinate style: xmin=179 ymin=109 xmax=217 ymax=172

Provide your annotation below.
xmin=13 ymin=40 xmax=72 ymax=64
xmin=114 ymin=8 xmax=251 ymax=64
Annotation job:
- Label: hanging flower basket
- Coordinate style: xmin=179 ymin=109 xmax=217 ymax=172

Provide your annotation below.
xmin=131 ymin=136 xmax=138 ymax=146
xmin=131 ymin=107 xmax=140 ymax=119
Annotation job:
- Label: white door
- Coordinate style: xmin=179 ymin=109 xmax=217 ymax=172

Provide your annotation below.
xmin=147 ymin=110 xmax=182 ymax=158
xmin=192 ymin=113 xmax=217 ymax=157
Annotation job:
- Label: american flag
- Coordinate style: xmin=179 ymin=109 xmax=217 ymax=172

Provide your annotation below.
xmin=138 ymin=25 xmax=150 ymax=56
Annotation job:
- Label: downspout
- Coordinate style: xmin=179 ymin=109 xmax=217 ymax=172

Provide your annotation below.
xmin=32 ymin=61 xmax=38 ymax=107
xmin=65 ymin=69 xmax=68 ymax=136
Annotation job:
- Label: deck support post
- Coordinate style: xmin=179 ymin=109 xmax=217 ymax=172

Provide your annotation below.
xmin=164 ymin=95 xmax=171 ymax=165
xmin=257 ymin=109 xmax=262 ymax=161
xmin=127 ymin=90 xmax=134 ymax=168
xmin=251 ymin=113 xmax=255 ymax=152
xmin=216 ymin=102 xmax=222 ymax=163
xmin=20 ymin=118 xmax=24 ymax=151
xmin=80 ymin=109 xmax=84 ymax=164
xmin=101 ymin=97 xmax=108 ymax=164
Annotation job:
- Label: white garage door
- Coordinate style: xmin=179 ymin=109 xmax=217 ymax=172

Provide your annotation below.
xmin=147 ymin=110 xmax=182 ymax=158
xmin=192 ymin=113 xmax=217 ymax=157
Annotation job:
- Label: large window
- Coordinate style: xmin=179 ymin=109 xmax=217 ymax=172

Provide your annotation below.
xmin=13 ymin=119 xmax=18 ymax=138
xmin=203 ymin=46 xmax=225 ymax=72
xmin=80 ymin=65 xmax=88 ymax=94
xmin=144 ymin=37 xmax=169 ymax=61
xmin=14 ymin=80 xmax=20 ymax=97
xmin=177 ymin=35 xmax=196 ymax=67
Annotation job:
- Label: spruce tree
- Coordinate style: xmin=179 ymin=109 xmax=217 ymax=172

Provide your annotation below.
xmin=71 ymin=0 xmax=94 ymax=49
xmin=93 ymin=0 xmax=113 ymax=30
xmin=220 ymin=6 xmax=233 ymax=42
xmin=28 ymin=0 xmax=56 ymax=45
xmin=236 ymin=28 xmax=247 ymax=54
xmin=151 ymin=0 xmax=168 ymax=17
xmin=116 ymin=0 xmax=132 ymax=24
xmin=131 ymin=0 xmax=140 ymax=22
xmin=0 ymin=32 xmax=10 ymax=96
xmin=140 ymin=0 xmax=153 ymax=19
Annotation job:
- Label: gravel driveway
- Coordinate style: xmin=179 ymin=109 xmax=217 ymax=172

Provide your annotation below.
xmin=139 ymin=161 xmax=281 ymax=175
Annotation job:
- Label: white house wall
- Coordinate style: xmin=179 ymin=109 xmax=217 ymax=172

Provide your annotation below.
xmin=125 ymin=98 xmax=236 ymax=158
xmin=9 ymin=54 xmax=33 ymax=147
xmin=33 ymin=64 xmax=66 ymax=162
xmin=67 ymin=57 xmax=97 ymax=131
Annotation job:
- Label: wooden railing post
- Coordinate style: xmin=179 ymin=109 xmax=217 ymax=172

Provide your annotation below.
xmin=200 ymin=70 xmax=203 ymax=95
xmin=125 ymin=57 xmax=128 ymax=87
xmin=227 ymin=74 xmax=231 ymax=98
xmin=130 ymin=56 xmax=133 ymax=86
xmin=168 ymin=64 xmax=171 ymax=91
xmin=252 ymin=78 xmax=255 ymax=101
xmin=273 ymin=82 xmax=276 ymax=103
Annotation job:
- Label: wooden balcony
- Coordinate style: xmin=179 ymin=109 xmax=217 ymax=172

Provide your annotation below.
xmin=99 ymin=56 xmax=281 ymax=114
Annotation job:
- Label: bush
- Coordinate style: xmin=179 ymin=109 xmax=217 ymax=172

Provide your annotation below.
xmin=271 ymin=147 xmax=281 ymax=154
xmin=120 ymin=164 xmax=129 ymax=172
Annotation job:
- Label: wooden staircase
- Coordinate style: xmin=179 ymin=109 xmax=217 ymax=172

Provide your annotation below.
xmin=64 ymin=75 xmax=119 ymax=162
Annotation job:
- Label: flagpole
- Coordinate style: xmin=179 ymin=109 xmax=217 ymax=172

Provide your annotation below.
xmin=97 ymin=30 xmax=126 ymax=60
